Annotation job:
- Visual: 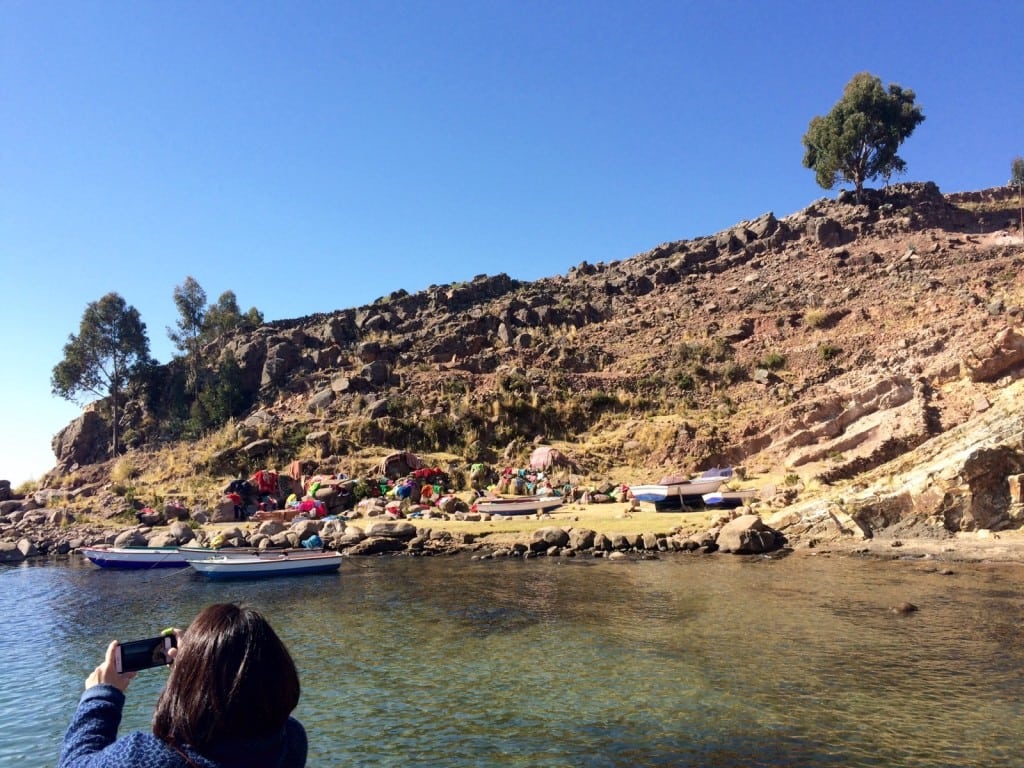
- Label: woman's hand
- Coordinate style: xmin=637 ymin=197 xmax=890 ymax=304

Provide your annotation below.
xmin=165 ymin=627 xmax=185 ymax=663
xmin=85 ymin=640 xmax=136 ymax=693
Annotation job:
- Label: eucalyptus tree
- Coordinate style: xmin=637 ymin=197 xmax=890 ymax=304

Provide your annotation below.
xmin=51 ymin=292 xmax=150 ymax=456
xmin=168 ymin=276 xmax=207 ymax=396
xmin=802 ymin=72 xmax=925 ymax=201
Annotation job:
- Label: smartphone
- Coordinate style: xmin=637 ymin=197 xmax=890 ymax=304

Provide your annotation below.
xmin=115 ymin=634 xmax=176 ymax=673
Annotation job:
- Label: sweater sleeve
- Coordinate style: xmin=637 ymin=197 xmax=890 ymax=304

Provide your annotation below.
xmin=57 ymin=685 xmax=126 ymax=767
xmin=282 ymin=717 xmax=308 ymax=767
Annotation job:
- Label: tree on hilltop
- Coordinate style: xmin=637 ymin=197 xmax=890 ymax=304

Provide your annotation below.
xmin=203 ymin=289 xmax=264 ymax=339
xmin=168 ymin=276 xmax=207 ymax=397
xmin=51 ymin=292 xmax=150 ymax=456
xmin=1012 ymin=156 xmax=1024 ymax=236
xmin=802 ymin=72 xmax=925 ymax=201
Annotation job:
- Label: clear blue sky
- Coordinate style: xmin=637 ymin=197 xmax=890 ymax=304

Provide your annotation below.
xmin=2 ymin=0 xmax=1021 ymax=486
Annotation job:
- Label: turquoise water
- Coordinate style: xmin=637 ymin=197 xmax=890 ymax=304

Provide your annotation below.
xmin=2 ymin=553 xmax=1023 ymax=767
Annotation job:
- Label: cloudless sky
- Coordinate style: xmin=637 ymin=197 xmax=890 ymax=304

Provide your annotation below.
xmin=2 ymin=0 xmax=1021 ymax=485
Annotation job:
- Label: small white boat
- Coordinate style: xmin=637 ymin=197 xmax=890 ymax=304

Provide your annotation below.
xmin=473 ymin=495 xmax=564 ymax=516
xmin=702 ymin=489 xmax=758 ymax=508
xmin=80 ymin=545 xmax=189 ymax=569
xmin=186 ymin=551 xmax=343 ymax=580
xmin=176 ymin=545 xmax=323 ymax=560
xmin=629 ymin=468 xmax=732 ymax=511
xmin=628 ymin=477 xmax=725 ymax=505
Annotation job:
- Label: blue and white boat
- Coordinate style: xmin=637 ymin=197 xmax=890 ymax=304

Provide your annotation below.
xmin=628 ymin=467 xmax=733 ymax=511
xmin=79 ymin=545 xmax=189 ymax=569
xmin=701 ymin=489 xmax=757 ymax=508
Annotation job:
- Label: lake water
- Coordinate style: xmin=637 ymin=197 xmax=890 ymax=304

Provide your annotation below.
xmin=2 ymin=552 xmax=1023 ymax=767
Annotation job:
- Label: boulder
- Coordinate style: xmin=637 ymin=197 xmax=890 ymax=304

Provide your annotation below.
xmin=361 ymin=359 xmax=390 ymax=387
xmin=528 ymin=526 xmax=570 ymax=552
xmin=964 ymin=327 xmax=1024 ymax=383
xmin=345 ymin=536 xmax=408 ymax=555
xmin=261 ymin=341 xmax=301 ymax=387
xmin=168 ymin=521 xmax=195 ymax=544
xmin=716 ymin=514 xmax=780 ymax=554
xmin=257 ymin=520 xmax=287 ymax=536
xmin=567 ymin=527 xmax=596 ymax=550
xmin=16 ymin=538 xmax=38 ymax=558
xmin=307 ymin=388 xmax=335 ymax=412
xmin=291 ymin=519 xmax=322 ymax=542
xmin=811 ymin=217 xmax=844 ymax=247
xmin=114 ymin=530 xmax=148 ymax=548
xmin=0 ymin=541 xmax=25 ymax=563
xmin=0 ymin=499 xmax=22 ymax=515
xmin=242 ymin=439 xmax=274 ymax=458
xmin=136 ymin=508 xmax=164 ymax=526
xmin=365 ymin=521 xmax=418 ymax=540
xmin=52 ymin=411 xmax=108 ymax=470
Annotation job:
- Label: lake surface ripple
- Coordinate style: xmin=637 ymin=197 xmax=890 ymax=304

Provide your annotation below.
xmin=2 ymin=553 xmax=1022 ymax=767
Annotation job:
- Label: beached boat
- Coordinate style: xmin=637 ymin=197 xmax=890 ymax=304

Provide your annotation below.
xmin=473 ymin=495 xmax=564 ymax=516
xmin=629 ymin=467 xmax=733 ymax=511
xmin=79 ymin=545 xmax=190 ymax=569
xmin=701 ymin=489 xmax=758 ymax=509
xmin=185 ymin=551 xmax=343 ymax=580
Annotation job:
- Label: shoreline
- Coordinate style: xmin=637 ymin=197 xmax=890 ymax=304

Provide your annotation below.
xmin=6 ymin=497 xmax=1024 ymax=566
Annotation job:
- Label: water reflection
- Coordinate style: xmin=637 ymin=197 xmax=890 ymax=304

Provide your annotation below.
xmin=2 ymin=554 xmax=1024 ymax=767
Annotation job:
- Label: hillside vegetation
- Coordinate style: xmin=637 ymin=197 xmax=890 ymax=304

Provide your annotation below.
xmin=38 ymin=182 xmax=1024 ymax=543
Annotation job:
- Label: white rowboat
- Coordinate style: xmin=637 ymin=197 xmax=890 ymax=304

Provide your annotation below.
xmin=186 ymin=551 xmax=342 ymax=580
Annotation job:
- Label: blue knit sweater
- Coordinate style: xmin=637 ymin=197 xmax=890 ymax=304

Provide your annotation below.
xmin=58 ymin=685 xmax=307 ymax=768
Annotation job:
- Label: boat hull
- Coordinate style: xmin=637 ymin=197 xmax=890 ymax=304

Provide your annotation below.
xmin=186 ymin=552 xmax=342 ymax=580
xmin=176 ymin=546 xmax=323 ymax=560
xmin=702 ymin=490 xmax=757 ymax=509
xmin=473 ymin=495 xmax=564 ymax=516
xmin=79 ymin=546 xmax=189 ymax=569
xmin=629 ymin=477 xmax=725 ymax=509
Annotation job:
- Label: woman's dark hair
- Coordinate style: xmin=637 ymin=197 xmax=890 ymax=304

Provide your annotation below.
xmin=152 ymin=603 xmax=300 ymax=749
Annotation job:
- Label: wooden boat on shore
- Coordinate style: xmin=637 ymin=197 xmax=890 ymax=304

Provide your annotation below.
xmin=79 ymin=545 xmax=189 ymax=569
xmin=701 ymin=489 xmax=758 ymax=509
xmin=185 ymin=551 xmax=343 ymax=580
xmin=629 ymin=467 xmax=733 ymax=511
xmin=473 ymin=495 xmax=564 ymax=516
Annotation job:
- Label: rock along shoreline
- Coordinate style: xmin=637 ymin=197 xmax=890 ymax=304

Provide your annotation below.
xmin=5 ymin=500 xmax=1024 ymax=567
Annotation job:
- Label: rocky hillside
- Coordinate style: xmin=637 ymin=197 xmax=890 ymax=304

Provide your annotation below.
xmin=40 ymin=182 xmax=1024 ymax=539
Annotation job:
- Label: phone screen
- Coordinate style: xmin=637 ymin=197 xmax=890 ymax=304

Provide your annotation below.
xmin=116 ymin=635 xmax=175 ymax=673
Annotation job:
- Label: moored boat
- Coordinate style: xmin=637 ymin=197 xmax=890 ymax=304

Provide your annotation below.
xmin=79 ymin=545 xmax=190 ymax=569
xmin=185 ymin=551 xmax=343 ymax=580
xmin=473 ymin=495 xmax=564 ymax=516
xmin=176 ymin=545 xmax=323 ymax=560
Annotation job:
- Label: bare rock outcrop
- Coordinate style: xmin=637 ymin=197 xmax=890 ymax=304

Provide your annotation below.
xmin=52 ymin=410 xmax=108 ymax=470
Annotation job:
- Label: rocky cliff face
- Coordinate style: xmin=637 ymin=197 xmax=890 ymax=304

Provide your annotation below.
xmin=49 ymin=181 xmax=1024 ymax=538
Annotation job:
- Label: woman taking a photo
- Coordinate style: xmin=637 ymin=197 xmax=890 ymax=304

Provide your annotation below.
xmin=58 ymin=603 xmax=307 ymax=768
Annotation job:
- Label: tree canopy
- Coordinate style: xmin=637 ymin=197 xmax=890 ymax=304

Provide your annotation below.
xmin=168 ymin=276 xmax=207 ymax=396
xmin=802 ymin=72 xmax=925 ymax=200
xmin=51 ymin=292 xmax=150 ymax=456
xmin=1012 ymin=156 xmax=1024 ymax=186
xmin=203 ymin=289 xmax=264 ymax=339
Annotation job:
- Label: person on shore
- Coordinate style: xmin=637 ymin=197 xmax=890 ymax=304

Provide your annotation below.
xmin=226 ymin=491 xmax=245 ymax=520
xmin=58 ymin=603 xmax=307 ymax=768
